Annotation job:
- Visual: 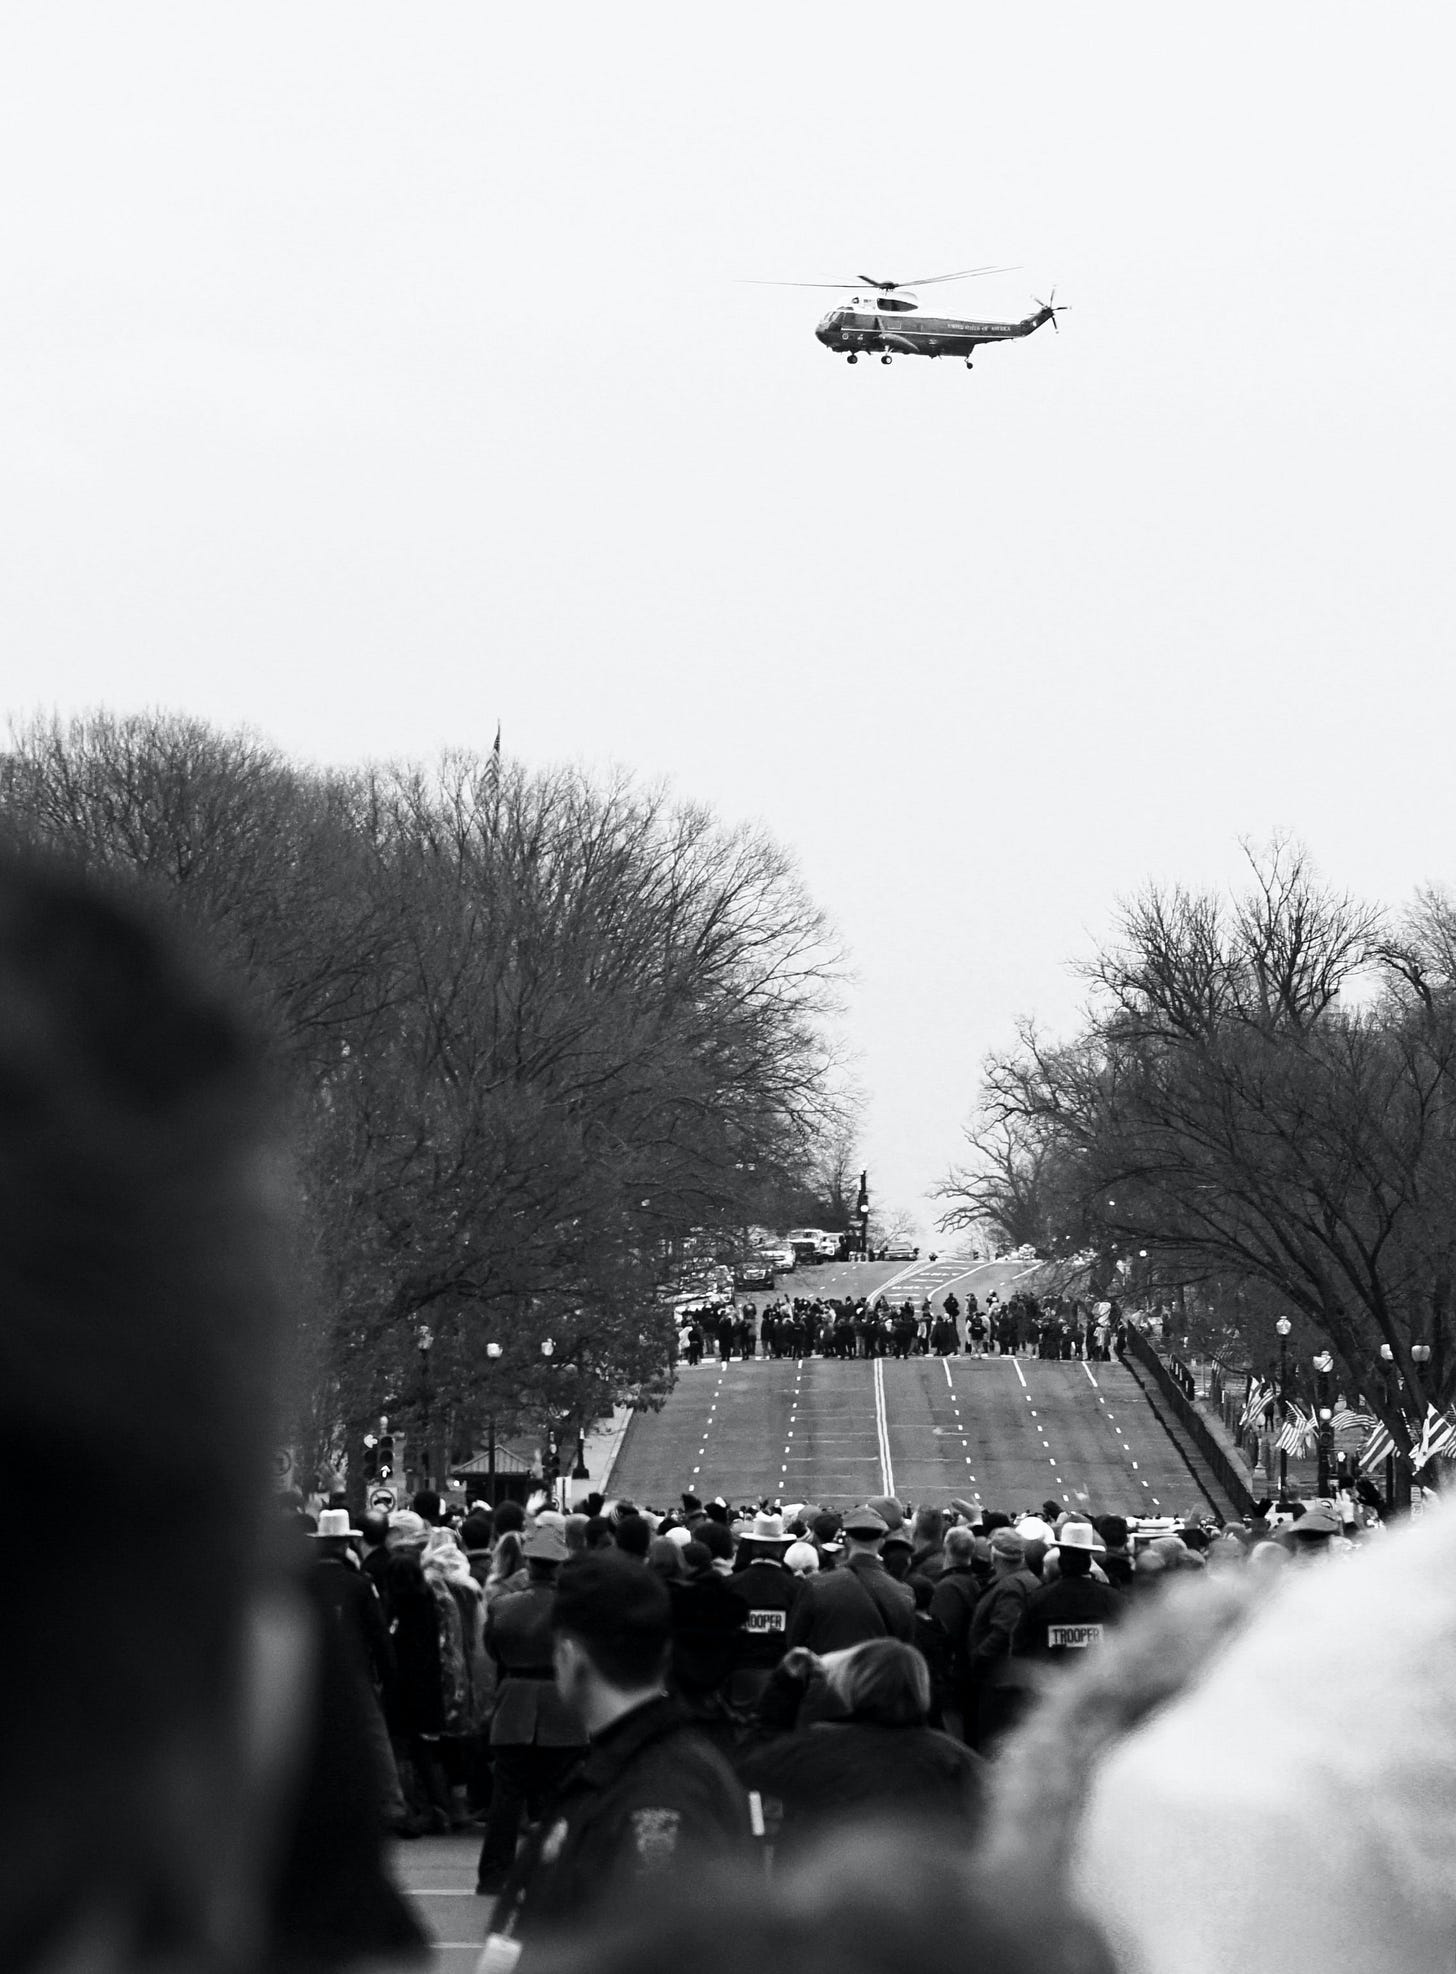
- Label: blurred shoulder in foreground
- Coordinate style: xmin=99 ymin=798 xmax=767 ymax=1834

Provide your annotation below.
xmin=0 ymin=851 xmax=420 ymax=1972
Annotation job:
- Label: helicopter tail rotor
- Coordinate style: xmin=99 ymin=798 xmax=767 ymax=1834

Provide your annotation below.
xmin=1032 ymin=288 xmax=1067 ymax=331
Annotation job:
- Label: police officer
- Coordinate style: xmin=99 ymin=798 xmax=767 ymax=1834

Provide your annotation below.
xmin=492 ymin=1554 xmax=751 ymax=1951
xmin=784 ymin=1506 xmax=913 ymax=1651
xmin=723 ymin=1512 xmax=802 ymax=1705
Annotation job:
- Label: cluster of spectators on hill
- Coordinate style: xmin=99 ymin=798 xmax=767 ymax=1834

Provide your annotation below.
xmin=683 ymin=1290 xmax=1128 ymax=1363
xmin=11 ymin=849 xmax=1456 ymax=1974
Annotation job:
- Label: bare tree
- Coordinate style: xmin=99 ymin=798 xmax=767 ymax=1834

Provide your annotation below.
xmin=942 ymin=841 xmax=1456 ymax=1468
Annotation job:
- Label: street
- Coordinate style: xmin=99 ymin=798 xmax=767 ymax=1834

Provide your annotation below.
xmin=615 ymin=1254 xmax=1220 ymax=1517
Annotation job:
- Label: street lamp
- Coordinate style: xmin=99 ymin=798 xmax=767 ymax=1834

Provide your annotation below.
xmin=1276 ymin=1317 xmax=1292 ymax=1504
xmin=484 ymin=1339 xmax=502 ymax=1500
xmin=1379 ymin=1342 xmax=1398 ymax=1508
xmin=1313 ymin=1350 xmax=1335 ymax=1498
xmin=1412 ymin=1343 xmax=1433 ymax=1494
xmin=415 ymin=1323 xmax=435 ymax=1490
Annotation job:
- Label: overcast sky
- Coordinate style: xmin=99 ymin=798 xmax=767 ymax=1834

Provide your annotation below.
xmin=3 ymin=5 xmax=1453 ymax=1235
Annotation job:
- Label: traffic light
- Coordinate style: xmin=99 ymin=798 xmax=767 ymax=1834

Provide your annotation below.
xmin=541 ymin=1434 xmax=559 ymax=1487
xmin=377 ymin=1433 xmax=396 ymax=1484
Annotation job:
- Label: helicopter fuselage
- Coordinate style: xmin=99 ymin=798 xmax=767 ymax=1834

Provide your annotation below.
xmin=815 ymin=296 xmax=1054 ymax=361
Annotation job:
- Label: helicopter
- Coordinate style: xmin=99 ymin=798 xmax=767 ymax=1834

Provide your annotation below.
xmin=751 ymin=265 xmax=1065 ymax=368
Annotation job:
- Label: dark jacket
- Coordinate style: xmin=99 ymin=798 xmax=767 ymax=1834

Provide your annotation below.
xmin=487 ymin=1581 xmax=587 ymax=1749
xmin=738 ymin=1715 xmax=984 ymax=1853
xmin=501 ymin=1696 xmax=751 ymax=1943
xmin=668 ymin=1573 xmax=745 ymax=1700
xmin=1014 ymin=1573 xmax=1124 ymax=1662
xmin=966 ymin=1566 xmax=1040 ymax=1674
xmin=314 ymin=1553 xmax=394 ymax=1695
xmin=785 ymin=1552 xmax=914 ymax=1652
xmin=928 ymin=1565 xmax=983 ymax=1684
xmin=724 ymin=1558 xmax=802 ymax=1670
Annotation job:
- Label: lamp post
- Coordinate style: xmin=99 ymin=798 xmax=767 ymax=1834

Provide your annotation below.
xmin=1276 ymin=1317 xmax=1292 ymax=1504
xmin=1313 ymin=1349 xmax=1335 ymax=1498
xmin=415 ymin=1323 xmax=435 ymax=1491
xmin=485 ymin=1339 xmax=502 ymax=1502
xmin=1379 ymin=1343 xmax=1397 ymax=1509
xmin=1412 ymin=1342 xmax=1432 ymax=1498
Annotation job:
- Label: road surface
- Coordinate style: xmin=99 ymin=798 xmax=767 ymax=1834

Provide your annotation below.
xmin=615 ymin=1255 xmax=1220 ymax=1518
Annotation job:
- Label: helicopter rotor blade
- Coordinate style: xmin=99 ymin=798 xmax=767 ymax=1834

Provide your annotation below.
xmin=893 ymin=263 xmax=1020 ymax=288
xmin=738 ymin=278 xmax=872 ymax=290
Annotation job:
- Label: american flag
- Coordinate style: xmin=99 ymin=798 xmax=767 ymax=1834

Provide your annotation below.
xmin=1240 ymin=1376 xmax=1274 ymax=1432
xmin=1277 ymin=1406 xmax=1316 ymax=1456
xmin=1358 ymin=1406 xmax=1456 ymax=1474
xmin=1413 ymin=1408 xmax=1456 ymax=1473
xmin=1359 ymin=1420 xmax=1395 ymax=1473
xmin=1331 ymin=1406 xmax=1376 ymax=1435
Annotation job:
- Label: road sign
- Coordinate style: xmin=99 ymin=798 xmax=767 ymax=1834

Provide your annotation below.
xmin=368 ymin=1485 xmax=397 ymax=1513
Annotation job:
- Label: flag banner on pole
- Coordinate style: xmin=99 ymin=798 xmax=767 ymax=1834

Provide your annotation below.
xmin=1330 ymin=1406 xmax=1376 ymax=1435
xmin=1359 ymin=1421 xmax=1395 ymax=1473
xmin=1413 ymin=1407 xmax=1456 ymax=1473
xmin=1358 ymin=1406 xmax=1456 ymax=1474
xmin=1239 ymin=1376 xmax=1273 ymax=1432
xmin=1277 ymin=1406 xmax=1315 ymax=1456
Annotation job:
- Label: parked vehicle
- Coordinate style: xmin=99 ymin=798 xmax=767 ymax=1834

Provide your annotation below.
xmin=732 ymin=1251 xmax=776 ymax=1290
xmin=786 ymin=1227 xmax=827 ymax=1263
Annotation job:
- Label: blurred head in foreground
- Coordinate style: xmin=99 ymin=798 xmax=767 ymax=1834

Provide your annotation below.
xmin=0 ymin=852 xmax=295 ymax=1970
xmin=984 ymin=1499 xmax=1456 ymax=1974
xmin=534 ymin=1825 xmax=1113 ymax=1974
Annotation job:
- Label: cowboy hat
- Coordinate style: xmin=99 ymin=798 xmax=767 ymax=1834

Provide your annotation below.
xmin=313 ymin=1507 xmax=362 ymax=1540
xmin=1047 ymin=1520 xmax=1105 ymax=1558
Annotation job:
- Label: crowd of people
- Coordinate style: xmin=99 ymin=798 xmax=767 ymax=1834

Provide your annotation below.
xmin=290 ymin=1464 xmax=1409 ymax=1957
xmin=12 ymin=847 xmax=1456 ymax=1974
xmin=683 ymin=1289 xmax=1129 ymax=1363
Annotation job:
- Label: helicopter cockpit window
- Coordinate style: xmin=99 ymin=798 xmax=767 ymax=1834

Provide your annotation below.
xmin=878 ymin=295 xmax=916 ymax=312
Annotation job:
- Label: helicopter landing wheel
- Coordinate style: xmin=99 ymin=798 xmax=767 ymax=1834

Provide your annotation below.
xmin=964 ymin=358 xmax=974 ymax=370
xmin=846 ymin=352 xmax=858 ymax=364
xmin=880 ymin=354 xmax=892 ymax=365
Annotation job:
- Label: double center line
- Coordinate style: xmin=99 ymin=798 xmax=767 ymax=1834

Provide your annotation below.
xmin=872 ymin=1355 xmax=895 ymax=1497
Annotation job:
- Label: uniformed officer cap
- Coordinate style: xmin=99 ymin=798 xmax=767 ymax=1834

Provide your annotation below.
xmin=552 ymin=1551 xmax=671 ymax=1647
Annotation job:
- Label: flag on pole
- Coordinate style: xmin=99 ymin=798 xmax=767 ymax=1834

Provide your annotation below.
xmin=1359 ymin=1420 xmax=1395 ymax=1473
xmin=1239 ymin=1376 xmax=1273 ymax=1432
xmin=1412 ymin=1407 xmax=1456 ymax=1473
xmin=1277 ymin=1405 xmax=1315 ymax=1456
xmin=1330 ymin=1406 xmax=1376 ymax=1435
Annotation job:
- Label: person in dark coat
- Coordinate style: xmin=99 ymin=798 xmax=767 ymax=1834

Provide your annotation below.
xmin=928 ymin=1527 xmax=985 ymax=1733
xmin=723 ymin=1516 xmax=801 ymax=1705
xmin=1013 ymin=1525 xmax=1124 ymax=1668
xmin=784 ymin=1507 xmax=913 ymax=1651
xmin=494 ymin=1554 xmax=752 ymax=1950
xmin=964 ymin=1530 xmax=1040 ymax=1753
xmin=475 ymin=1525 xmax=589 ymax=1894
xmin=737 ymin=1640 xmax=985 ymax=1858
xmin=668 ymin=1541 xmax=745 ymax=1729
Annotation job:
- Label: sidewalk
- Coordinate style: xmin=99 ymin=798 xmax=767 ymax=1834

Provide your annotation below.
xmin=568 ymin=1402 xmax=634 ymax=1504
